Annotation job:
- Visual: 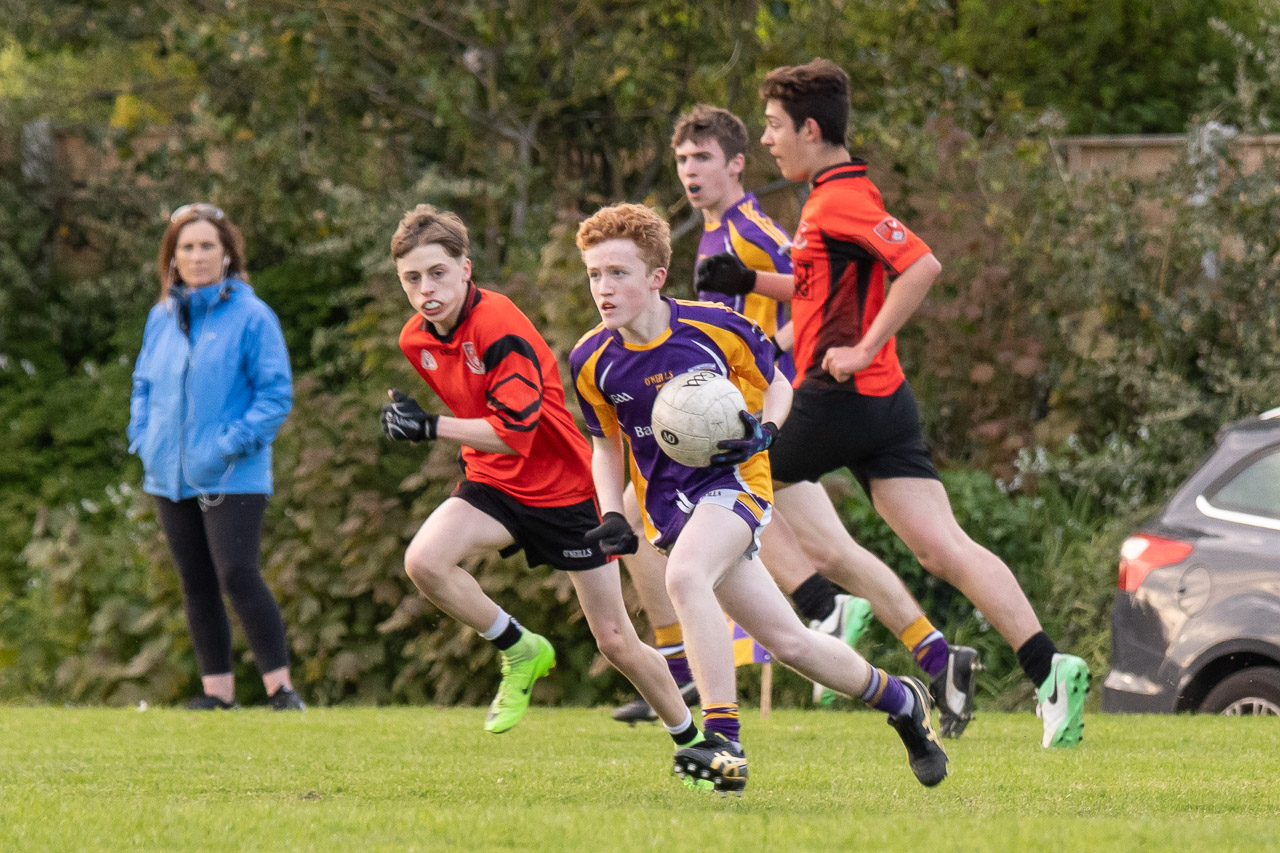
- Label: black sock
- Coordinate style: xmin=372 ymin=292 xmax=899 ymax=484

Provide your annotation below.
xmin=670 ymin=720 xmax=700 ymax=746
xmin=492 ymin=620 xmax=524 ymax=651
xmin=1016 ymin=631 xmax=1058 ymax=688
xmin=791 ymin=574 xmax=840 ymax=623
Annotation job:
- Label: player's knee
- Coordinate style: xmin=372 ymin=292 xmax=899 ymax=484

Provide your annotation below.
xmin=663 ymin=565 xmax=704 ymax=608
xmin=762 ymin=629 xmax=810 ymax=668
xmin=592 ymin=623 xmax=634 ymax=664
xmin=912 ymin=534 xmax=972 ymax=582
xmin=802 ymin=540 xmax=842 ymax=575
xmin=403 ymin=545 xmax=446 ymax=590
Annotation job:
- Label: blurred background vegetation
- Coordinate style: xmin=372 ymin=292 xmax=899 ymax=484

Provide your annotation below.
xmin=1 ymin=0 xmax=1278 ymax=708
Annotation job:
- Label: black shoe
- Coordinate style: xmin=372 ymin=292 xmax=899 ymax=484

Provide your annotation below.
xmin=888 ymin=676 xmax=949 ymax=787
xmin=612 ymin=680 xmax=698 ymax=725
xmin=267 ymin=686 xmax=306 ymax=711
xmin=186 ymin=694 xmax=239 ymax=711
xmin=929 ymin=645 xmax=981 ymax=738
xmin=612 ymin=693 xmax=657 ymax=724
xmin=673 ymin=731 xmax=747 ymax=796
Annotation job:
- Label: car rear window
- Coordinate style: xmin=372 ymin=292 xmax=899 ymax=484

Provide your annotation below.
xmin=1209 ymin=448 xmax=1280 ymax=519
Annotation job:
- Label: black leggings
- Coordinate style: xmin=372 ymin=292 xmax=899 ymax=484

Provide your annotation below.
xmin=155 ymin=494 xmax=290 ymax=677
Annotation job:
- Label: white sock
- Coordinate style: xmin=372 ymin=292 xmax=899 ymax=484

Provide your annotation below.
xmin=662 ymin=708 xmax=693 ymax=735
xmin=479 ymin=609 xmax=513 ymax=641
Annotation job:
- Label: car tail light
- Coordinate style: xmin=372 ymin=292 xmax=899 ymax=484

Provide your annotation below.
xmin=1118 ymin=535 xmax=1194 ymax=591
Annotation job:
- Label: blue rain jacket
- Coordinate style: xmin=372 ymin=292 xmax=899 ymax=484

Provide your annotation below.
xmin=127 ymin=279 xmax=293 ymax=500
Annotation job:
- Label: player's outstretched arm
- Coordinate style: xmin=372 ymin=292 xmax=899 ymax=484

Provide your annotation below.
xmin=434 ymin=415 xmax=516 ymax=454
xmin=380 ymin=388 xmax=515 ymax=454
xmin=751 ymin=270 xmax=796 ymax=301
xmin=696 ymin=252 xmax=796 ymax=302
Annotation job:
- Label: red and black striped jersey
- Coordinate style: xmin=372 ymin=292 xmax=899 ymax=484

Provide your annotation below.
xmin=398 ymin=284 xmax=596 ymax=507
xmin=790 ymin=160 xmax=932 ymax=396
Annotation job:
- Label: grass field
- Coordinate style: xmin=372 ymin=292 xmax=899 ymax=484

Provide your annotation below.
xmin=3 ymin=706 xmax=1277 ymax=851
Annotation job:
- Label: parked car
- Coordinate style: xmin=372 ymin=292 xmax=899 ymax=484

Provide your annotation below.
xmin=1103 ymin=407 xmax=1280 ymax=716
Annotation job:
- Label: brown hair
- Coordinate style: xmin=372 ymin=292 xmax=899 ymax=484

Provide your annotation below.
xmin=156 ymin=206 xmax=248 ymax=299
xmin=759 ymin=58 xmax=850 ymax=147
xmin=576 ymin=203 xmax=671 ymax=272
xmin=670 ymin=104 xmax=749 ymax=160
xmin=390 ymin=204 xmax=470 ymax=261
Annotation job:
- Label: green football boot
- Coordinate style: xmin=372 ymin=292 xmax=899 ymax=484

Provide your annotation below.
xmin=1036 ymin=653 xmax=1090 ymax=748
xmin=484 ymin=631 xmax=555 ymax=734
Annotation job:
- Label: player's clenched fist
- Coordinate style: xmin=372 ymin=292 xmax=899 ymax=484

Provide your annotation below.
xmin=583 ymin=511 xmax=639 ymax=556
xmin=381 ymin=389 xmax=438 ymax=442
xmin=821 ymin=344 xmax=873 ymax=383
xmin=695 ymin=252 xmax=757 ymax=297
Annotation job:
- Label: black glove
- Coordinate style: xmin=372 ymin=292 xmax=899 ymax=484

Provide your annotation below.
xmin=381 ymin=389 xmax=438 ymax=442
xmin=711 ymin=410 xmax=778 ymax=466
xmin=695 ymin=252 xmax=757 ymax=297
xmin=583 ymin=511 xmax=639 ymax=556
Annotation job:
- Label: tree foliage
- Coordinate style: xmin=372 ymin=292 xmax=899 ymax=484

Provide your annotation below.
xmin=2 ymin=1 xmax=1279 ymax=705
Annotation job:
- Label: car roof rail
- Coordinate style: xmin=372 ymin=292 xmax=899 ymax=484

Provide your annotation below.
xmin=1217 ymin=407 xmax=1280 ymax=441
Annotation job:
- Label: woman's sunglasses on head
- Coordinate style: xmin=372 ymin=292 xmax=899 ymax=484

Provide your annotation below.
xmin=170 ymin=203 xmax=225 ymax=223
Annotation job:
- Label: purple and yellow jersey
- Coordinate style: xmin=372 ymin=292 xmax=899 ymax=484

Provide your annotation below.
xmin=570 ymin=298 xmax=776 ymax=549
xmin=696 ymin=192 xmax=795 ymax=380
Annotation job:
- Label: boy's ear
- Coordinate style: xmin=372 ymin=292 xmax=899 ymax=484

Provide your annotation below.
xmin=650 ymin=266 xmax=668 ymax=290
xmin=728 ymin=152 xmax=746 ymax=181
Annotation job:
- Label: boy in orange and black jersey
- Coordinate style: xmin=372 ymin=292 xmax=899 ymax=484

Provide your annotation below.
xmin=379 ymin=204 xmax=701 ymax=755
xmin=758 ymin=58 xmax=1089 ymax=749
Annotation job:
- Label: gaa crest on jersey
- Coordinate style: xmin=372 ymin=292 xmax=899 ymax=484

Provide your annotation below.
xmin=420 ymin=350 xmax=438 ymax=371
xmin=874 ymin=217 xmax=907 ymax=244
xmin=462 ymin=341 xmax=486 ymax=374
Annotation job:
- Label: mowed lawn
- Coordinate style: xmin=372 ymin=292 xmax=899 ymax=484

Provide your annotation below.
xmin=2 ymin=705 xmax=1276 ymax=851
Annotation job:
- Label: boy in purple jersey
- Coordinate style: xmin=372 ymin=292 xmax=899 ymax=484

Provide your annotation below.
xmin=570 ymin=202 xmax=948 ymax=795
xmin=612 ymin=105 xmax=978 ymax=729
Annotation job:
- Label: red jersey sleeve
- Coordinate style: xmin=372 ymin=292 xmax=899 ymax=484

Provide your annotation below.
xmin=825 ymin=187 xmax=932 ymax=276
xmin=476 ymin=314 xmax=547 ymax=458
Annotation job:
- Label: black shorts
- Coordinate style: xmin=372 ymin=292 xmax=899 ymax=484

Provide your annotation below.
xmin=451 ymin=480 xmax=609 ymax=572
xmin=769 ymin=379 xmax=941 ymax=496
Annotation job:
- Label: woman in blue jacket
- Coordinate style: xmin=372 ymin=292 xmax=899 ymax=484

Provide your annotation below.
xmin=128 ymin=203 xmax=303 ymax=710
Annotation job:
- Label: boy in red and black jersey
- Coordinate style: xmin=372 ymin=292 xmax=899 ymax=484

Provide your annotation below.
xmin=759 ymin=58 xmax=1090 ymax=749
xmin=396 ymin=280 xmax=593 ymax=508
xmin=380 ymin=205 xmax=700 ymax=752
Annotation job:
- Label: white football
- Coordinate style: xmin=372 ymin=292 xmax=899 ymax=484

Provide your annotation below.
xmin=650 ymin=369 xmax=748 ymax=467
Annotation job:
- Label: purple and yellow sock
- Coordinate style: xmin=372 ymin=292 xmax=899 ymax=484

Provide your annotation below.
xmin=701 ymin=703 xmax=740 ymax=744
xmin=654 ymin=622 xmax=693 ymax=684
xmin=860 ymin=667 xmax=913 ymax=718
xmin=900 ymin=616 xmax=949 ymax=679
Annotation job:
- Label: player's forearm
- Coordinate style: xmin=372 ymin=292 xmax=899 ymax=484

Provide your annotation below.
xmin=435 ymin=416 xmax=517 ymax=454
xmin=859 ymin=253 xmax=940 ymax=353
xmin=752 ymin=270 xmax=795 ymax=301
xmin=761 ymin=371 xmax=793 ymax=428
xmin=591 ymin=435 xmax=627 ymax=514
